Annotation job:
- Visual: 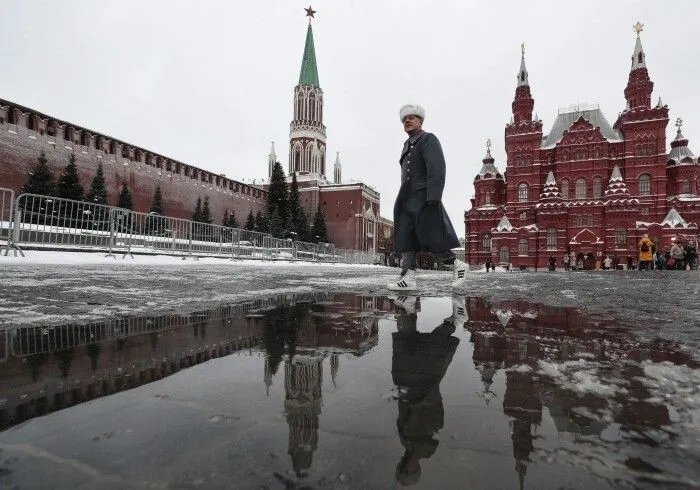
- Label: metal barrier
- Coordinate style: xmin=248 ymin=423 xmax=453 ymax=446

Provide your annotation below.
xmin=8 ymin=192 xmax=384 ymax=265
xmin=0 ymin=188 xmax=22 ymax=256
xmin=10 ymin=293 xmax=330 ymax=357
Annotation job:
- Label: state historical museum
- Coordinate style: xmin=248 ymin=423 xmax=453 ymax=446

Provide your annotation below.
xmin=464 ymin=26 xmax=699 ymax=269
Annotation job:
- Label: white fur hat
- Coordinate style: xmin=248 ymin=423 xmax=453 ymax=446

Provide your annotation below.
xmin=399 ymin=104 xmax=425 ymax=122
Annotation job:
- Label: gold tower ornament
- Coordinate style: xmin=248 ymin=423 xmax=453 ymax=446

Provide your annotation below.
xmin=633 ymin=21 xmax=644 ymax=36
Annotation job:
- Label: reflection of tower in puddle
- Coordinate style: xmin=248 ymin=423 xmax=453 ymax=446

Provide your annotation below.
xmin=284 ymin=353 xmax=324 ymax=477
xmin=467 ymin=297 xmax=541 ymax=490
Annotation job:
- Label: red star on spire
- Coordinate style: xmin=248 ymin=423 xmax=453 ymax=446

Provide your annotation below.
xmin=304 ymin=6 xmax=316 ymax=19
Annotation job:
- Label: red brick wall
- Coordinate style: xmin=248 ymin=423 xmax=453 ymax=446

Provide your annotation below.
xmin=0 ymin=102 xmax=266 ymax=224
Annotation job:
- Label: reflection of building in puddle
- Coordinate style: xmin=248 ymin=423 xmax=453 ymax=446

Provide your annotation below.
xmin=0 ymin=293 xmax=328 ymax=431
xmin=464 ymin=296 xmax=697 ymax=489
xmin=260 ymin=293 xmax=392 ymax=478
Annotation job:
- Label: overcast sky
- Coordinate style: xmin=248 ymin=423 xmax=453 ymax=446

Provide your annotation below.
xmin=2 ymin=0 xmax=698 ymax=231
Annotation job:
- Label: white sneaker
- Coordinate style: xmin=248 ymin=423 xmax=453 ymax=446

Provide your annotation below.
xmin=387 ymin=294 xmax=417 ymax=314
xmin=451 ymin=296 xmax=468 ymax=327
xmin=386 ymin=269 xmax=417 ymax=291
xmin=451 ymin=259 xmax=469 ymax=288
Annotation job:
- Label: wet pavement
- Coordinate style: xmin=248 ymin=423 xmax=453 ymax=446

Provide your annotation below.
xmin=0 ymin=291 xmax=698 ymax=489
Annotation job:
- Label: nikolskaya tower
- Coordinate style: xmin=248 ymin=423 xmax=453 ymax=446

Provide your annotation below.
xmin=288 ymin=6 xmax=327 ymax=179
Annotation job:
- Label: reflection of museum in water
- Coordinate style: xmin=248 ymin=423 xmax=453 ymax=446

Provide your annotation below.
xmin=466 ymin=296 xmax=697 ymax=488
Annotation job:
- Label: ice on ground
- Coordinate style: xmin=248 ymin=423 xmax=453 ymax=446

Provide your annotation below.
xmin=537 ymin=359 xmax=627 ymax=398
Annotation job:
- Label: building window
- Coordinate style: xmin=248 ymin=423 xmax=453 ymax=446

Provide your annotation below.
xmin=575 ymin=178 xmax=587 ymax=200
xmin=482 ymin=235 xmax=491 ymax=252
xmin=561 ymin=179 xmax=569 ymax=200
xmin=682 ymin=180 xmax=690 ymax=194
xmin=593 ymin=176 xmax=602 ymax=199
xmin=499 ymin=247 xmax=510 ymax=263
xmin=484 ymin=193 xmax=491 ymax=204
xmin=518 ymin=239 xmax=528 ymax=255
xmin=547 ymin=228 xmax=557 ymax=249
xmin=639 ymin=174 xmax=651 ymax=195
xmin=641 ymin=205 xmax=650 ymax=215
xmin=615 ymin=227 xmax=626 ymax=247
xmin=518 ymin=183 xmax=528 ymax=202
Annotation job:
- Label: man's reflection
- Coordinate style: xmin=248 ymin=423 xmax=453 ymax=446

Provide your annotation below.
xmin=390 ymin=296 xmax=461 ymax=486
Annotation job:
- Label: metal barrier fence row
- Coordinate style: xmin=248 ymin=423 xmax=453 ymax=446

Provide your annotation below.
xmin=2 ymin=192 xmax=382 ymax=264
xmin=10 ymin=292 xmax=331 ymax=357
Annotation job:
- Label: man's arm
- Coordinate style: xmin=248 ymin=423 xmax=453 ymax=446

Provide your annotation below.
xmin=422 ymin=133 xmax=446 ymax=203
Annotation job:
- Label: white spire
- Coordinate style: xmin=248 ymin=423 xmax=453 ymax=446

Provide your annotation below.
xmin=333 ymin=150 xmax=342 ymax=184
xmin=631 ymin=23 xmax=646 ymax=71
xmin=517 ymin=43 xmax=529 ymax=87
xmin=545 ymin=170 xmax=556 ymax=185
xmin=268 ymin=141 xmax=276 ymax=179
xmin=656 ymin=96 xmax=663 ymax=108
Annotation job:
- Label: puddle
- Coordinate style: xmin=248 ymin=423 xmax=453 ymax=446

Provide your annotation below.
xmin=0 ymin=293 xmax=698 ymax=489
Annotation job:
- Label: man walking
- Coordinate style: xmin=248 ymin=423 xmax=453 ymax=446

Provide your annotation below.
xmin=387 ymin=104 xmax=468 ymax=291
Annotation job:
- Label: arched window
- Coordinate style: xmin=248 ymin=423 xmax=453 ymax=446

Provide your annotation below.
xmin=575 ymin=178 xmax=587 ymax=200
xmin=481 ymin=235 xmax=491 ymax=252
xmin=547 ymin=228 xmax=557 ymax=249
xmin=593 ymin=176 xmax=602 ymax=199
xmin=639 ymin=174 xmax=651 ymax=195
xmin=484 ymin=193 xmax=491 ymax=205
xmin=561 ymin=179 xmax=569 ymax=200
xmin=499 ymin=247 xmax=510 ymax=263
xmin=518 ymin=183 xmax=528 ymax=202
xmin=518 ymin=239 xmax=528 ymax=255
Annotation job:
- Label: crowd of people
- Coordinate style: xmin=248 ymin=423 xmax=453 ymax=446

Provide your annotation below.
xmin=557 ymin=235 xmax=698 ymax=271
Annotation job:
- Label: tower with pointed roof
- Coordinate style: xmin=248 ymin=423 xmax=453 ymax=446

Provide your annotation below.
xmin=268 ymin=141 xmax=277 ymax=180
xmin=666 ymin=118 xmax=699 ymax=197
xmin=614 ymin=23 xmax=669 ymax=221
xmin=289 ymin=16 xmax=327 ymax=179
xmin=505 ymin=44 xmax=544 ymax=225
xmin=333 ymin=151 xmax=342 ymax=184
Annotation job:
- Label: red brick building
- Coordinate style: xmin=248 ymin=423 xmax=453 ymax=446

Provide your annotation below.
xmin=0 ymin=100 xmax=266 ymax=223
xmin=465 ymin=28 xmax=699 ymax=269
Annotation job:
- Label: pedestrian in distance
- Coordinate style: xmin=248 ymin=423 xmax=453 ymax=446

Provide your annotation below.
xmin=387 ymin=104 xmax=469 ymax=291
xmin=638 ymin=234 xmax=653 ymax=270
xmin=485 ymin=258 xmax=492 ymax=273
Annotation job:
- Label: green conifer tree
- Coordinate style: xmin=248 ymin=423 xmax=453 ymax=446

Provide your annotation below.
xmin=255 ymin=210 xmax=269 ymax=233
xmin=244 ymin=210 xmax=255 ymax=231
xmin=222 ymin=209 xmax=230 ymax=227
xmin=311 ymin=205 xmax=330 ymax=243
xmin=86 ymin=162 xmax=108 ymax=205
xmin=201 ymin=196 xmax=212 ymax=224
xmin=149 ymin=185 xmax=164 ymax=214
xmin=287 ymin=172 xmax=309 ymax=241
xmin=117 ymin=182 xmax=133 ymax=210
xmin=192 ymin=197 xmax=203 ymax=222
xmin=21 ymin=151 xmax=55 ymax=196
xmin=57 ymin=153 xmax=84 ymax=201
xmin=268 ymin=207 xmax=284 ymax=238
xmin=267 ymin=161 xmax=289 ymax=227
xmin=147 ymin=185 xmax=166 ymax=235
xmin=228 ymin=210 xmax=239 ymax=229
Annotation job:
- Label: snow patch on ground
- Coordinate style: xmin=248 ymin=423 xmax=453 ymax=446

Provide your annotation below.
xmin=537 ymin=359 xmax=628 ymax=397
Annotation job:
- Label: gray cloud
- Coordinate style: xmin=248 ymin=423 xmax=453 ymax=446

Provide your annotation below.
xmin=2 ymin=0 xmax=698 ymax=231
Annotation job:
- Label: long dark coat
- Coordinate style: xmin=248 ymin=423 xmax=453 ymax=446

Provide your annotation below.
xmin=393 ymin=130 xmax=460 ymax=254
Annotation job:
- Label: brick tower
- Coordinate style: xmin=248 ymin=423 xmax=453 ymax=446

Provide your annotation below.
xmin=288 ymin=12 xmax=327 ymax=179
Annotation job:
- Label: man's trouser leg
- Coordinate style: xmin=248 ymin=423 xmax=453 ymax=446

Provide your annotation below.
xmin=434 ymin=250 xmax=456 ymax=268
xmin=400 ymin=251 xmax=417 ymax=276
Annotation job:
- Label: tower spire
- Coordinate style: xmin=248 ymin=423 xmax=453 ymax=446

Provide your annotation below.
xmin=624 ymin=22 xmax=653 ymax=109
xmin=333 ymin=151 xmax=342 ymax=184
xmin=630 ymin=22 xmax=646 ymax=71
xmin=268 ymin=141 xmax=276 ymax=179
xmin=517 ymin=43 xmax=529 ymax=87
xmin=511 ymin=43 xmax=534 ymax=124
xmin=299 ymin=21 xmax=319 ymax=86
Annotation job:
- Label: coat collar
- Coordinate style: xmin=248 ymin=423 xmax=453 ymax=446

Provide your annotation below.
xmin=400 ymin=130 xmax=426 ymax=163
